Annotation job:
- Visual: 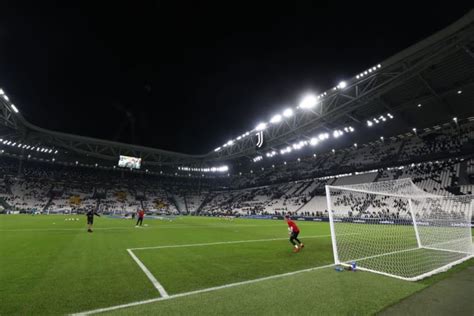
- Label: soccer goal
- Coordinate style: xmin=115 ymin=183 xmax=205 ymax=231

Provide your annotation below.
xmin=325 ymin=178 xmax=473 ymax=281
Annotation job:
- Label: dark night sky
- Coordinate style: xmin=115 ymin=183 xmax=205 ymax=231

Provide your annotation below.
xmin=0 ymin=2 xmax=471 ymax=154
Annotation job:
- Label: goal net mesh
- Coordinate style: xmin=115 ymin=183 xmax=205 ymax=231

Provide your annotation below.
xmin=326 ymin=178 xmax=473 ymax=281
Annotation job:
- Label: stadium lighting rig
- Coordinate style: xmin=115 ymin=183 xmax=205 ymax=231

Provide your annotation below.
xmin=356 ymin=64 xmax=381 ymax=79
xmin=254 ymin=124 xmax=355 ymax=162
xmin=366 ymin=112 xmax=394 ymax=127
xmin=212 ymin=61 xmax=385 ymax=153
xmin=269 ymin=114 xmax=282 ymax=124
xmin=177 ymin=165 xmax=230 ymax=173
xmin=337 ymin=81 xmax=347 ymax=89
xmin=255 ymin=122 xmax=267 ymax=131
xmin=298 ymin=94 xmax=319 ymax=109
xmin=0 ymin=138 xmax=58 ymax=154
xmin=283 ymin=108 xmax=293 ymax=117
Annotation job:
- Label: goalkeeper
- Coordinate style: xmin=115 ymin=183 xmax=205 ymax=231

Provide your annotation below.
xmin=284 ymin=215 xmax=304 ymax=252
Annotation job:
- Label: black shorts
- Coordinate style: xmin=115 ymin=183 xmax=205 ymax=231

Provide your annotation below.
xmin=87 ymin=217 xmax=94 ymax=225
xmin=290 ymin=231 xmax=299 ymax=239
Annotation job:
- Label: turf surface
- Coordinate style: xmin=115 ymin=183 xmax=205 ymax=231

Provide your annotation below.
xmin=0 ymin=215 xmax=472 ymax=315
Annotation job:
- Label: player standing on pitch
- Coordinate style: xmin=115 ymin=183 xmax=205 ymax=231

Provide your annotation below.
xmin=135 ymin=209 xmax=145 ymax=227
xmin=285 ymin=215 xmax=304 ymax=252
xmin=86 ymin=208 xmax=101 ymax=233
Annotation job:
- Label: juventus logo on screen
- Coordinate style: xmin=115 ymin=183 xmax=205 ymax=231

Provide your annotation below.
xmin=256 ymin=131 xmax=264 ymax=148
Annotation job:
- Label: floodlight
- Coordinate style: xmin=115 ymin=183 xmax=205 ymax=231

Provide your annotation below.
xmin=354 ymin=143 xmax=358 ymax=147
xmin=412 ymin=128 xmax=417 ymax=133
xmin=364 ymin=71 xmax=368 ymax=75
xmin=214 ymin=147 xmax=221 ymax=152
xmin=337 ymin=81 xmax=347 ymax=89
xmin=255 ymin=122 xmax=267 ymax=131
xmin=417 ymin=104 xmax=422 ymax=107
xmin=309 ymin=138 xmax=318 ymax=146
xmin=356 ymin=75 xmax=359 ymax=79
xmin=236 ymin=136 xmax=241 ymax=140
xmin=270 ymin=114 xmax=282 ymax=124
xmin=226 ymin=140 xmax=234 ymax=146
xmin=299 ymin=94 xmax=318 ymax=109
xmin=0 ymin=89 xmax=4 ymax=94
xmin=10 ymin=104 xmax=19 ymax=113
xmin=377 ymin=64 xmax=381 ymax=68
xmin=453 ymin=117 xmax=458 ymax=122
xmin=3 ymin=95 xmax=9 ymax=101
xmin=380 ymin=136 xmax=384 ymax=141
xmin=283 ymin=108 xmax=293 ymax=117
xmin=368 ymin=69 xmax=372 ymax=73
xmin=457 ymin=90 xmax=462 ymax=94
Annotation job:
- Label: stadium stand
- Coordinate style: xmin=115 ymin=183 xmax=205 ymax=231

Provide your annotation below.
xmin=0 ymin=119 xmax=472 ymax=217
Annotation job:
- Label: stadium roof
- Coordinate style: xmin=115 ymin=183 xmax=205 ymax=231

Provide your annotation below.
xmin=0 ymin=10 xmax=473 ymax=168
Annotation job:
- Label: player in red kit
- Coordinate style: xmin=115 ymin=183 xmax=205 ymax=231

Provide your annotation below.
xmin=285 ymin=215 xmax=304 ymax=252
xmin=135 ymin=209 xmax=145 ymax=227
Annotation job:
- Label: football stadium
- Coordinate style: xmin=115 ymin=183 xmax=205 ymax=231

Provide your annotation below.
xmin=1 ymin=6 xmax=474 ymax=316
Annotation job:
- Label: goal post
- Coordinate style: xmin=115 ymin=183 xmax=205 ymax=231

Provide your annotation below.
xmin=325 ymin=178 xmax=473 ymax=281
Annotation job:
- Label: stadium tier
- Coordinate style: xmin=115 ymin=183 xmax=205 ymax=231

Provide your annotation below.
xmin=0 ymin=119 xmax=472 ymax=216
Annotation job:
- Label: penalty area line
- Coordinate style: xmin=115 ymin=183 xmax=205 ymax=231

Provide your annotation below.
xmin=126 ymin=249 xmax=169 ymax=298
xmin=129 ymin=233 xmax=356 ymax=251
xmin=71 ymin=263 xmax=334 ymax=315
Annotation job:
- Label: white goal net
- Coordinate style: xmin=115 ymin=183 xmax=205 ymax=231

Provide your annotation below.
xmin=326 ymin=178 xmax=473 ymax=281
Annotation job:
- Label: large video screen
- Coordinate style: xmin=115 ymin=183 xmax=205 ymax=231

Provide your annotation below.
xmin=118 ymin=155 xmax=142 ymax=169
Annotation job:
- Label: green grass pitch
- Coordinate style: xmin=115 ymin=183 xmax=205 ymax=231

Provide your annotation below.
xmin=0 ymin=215 xmax=472 ymax=315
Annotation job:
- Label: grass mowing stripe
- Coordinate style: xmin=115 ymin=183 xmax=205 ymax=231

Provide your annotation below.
xmin=126 ymin=249 xmax=169 ymax=297
xmin=0 ymin=223 xmax=290 ymax=232
xmin=71 ymin=263 xmax=335 ymax=316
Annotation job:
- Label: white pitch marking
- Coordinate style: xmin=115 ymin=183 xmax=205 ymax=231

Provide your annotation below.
xmin=0 ymin=223 xmax=294 ymax=233
xmin=126 ymin=249 xmax=169 ymax=298
xmin=71 ymin=263 xmax=334 ymax=315
xmin=130 ymin=234 xmax=339 ymax=251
